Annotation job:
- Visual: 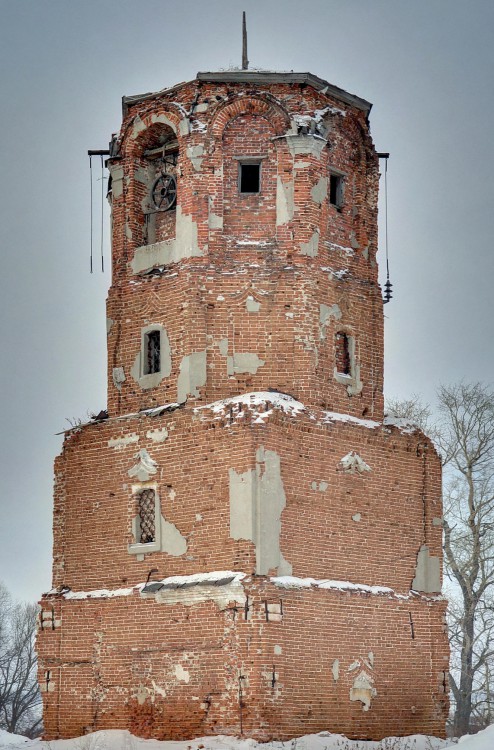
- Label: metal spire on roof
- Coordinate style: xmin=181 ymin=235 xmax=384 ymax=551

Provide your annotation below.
xmin=242 ymin=11 xmax=249 ymax=70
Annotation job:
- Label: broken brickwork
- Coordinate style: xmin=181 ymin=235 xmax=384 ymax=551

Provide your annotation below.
xmin=38 ymin=71 xmax=449 ymax=741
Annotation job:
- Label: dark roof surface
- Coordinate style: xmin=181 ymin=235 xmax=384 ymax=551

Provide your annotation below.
xmin=122 ymin=71 xmax=372 ymax=117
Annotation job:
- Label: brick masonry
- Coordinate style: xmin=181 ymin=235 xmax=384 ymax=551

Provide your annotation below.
xmin=37 ymin=71 xmax=449 ymax=740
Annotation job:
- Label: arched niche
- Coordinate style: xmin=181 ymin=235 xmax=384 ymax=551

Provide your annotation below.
xmin=128 ymin=116 xmax=181 ymax=248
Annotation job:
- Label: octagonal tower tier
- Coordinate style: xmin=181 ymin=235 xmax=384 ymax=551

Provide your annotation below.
xmin=106 ymin=71 xmax=382 ymax=418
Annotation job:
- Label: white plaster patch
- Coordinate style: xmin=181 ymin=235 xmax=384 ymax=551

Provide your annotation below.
xmin=276 ymin=176 xmax=294 ymax=226
xmin=274 ymin=644 xmax=282 ymax=655
xmin=352 ymin=513 xmax=362 ymax=522
xmin=112 ymin=366 xmax=126 ymax=391
xmin=300 ymin=230 xmax=320 ymax=257
xmin=131 ymin=207 xmax=202 ymax=274
xmin=311 ymin=175 xmax=328 ymax=205
xmin=229 ymin=446 xmax=291 ymax=576
xmin=108 ymin=434 xmax=139 ymax=449
xmin=146 ymin=427 xmax=169 ymax=443
xmin=177 ymin=351 xmax=207 ymax=403
xmin=174 ymin=664 xmax=190 ymax=683
xmin=339 ymin=452 xmax=371 ymax=475
xmin=350 ymin=669 xmax=377 ymax=712
xmin=319 ymin=303 xmax=342 ymax=340
xmin=246 ymin=295 xmax=261 ymax=313
xmin=227 ymin=353 xmax=265 ymax=376
xmin=186 ymin=144 xmax=204 ymax=171
xmin=128 ymin=449 xmax=158 ymax=481
xmin=332 ymin=659 xmax=340 ymax=681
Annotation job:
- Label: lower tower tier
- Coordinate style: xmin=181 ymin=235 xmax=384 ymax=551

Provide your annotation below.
xmin=38 ymin=393 xmax=449 ymax=739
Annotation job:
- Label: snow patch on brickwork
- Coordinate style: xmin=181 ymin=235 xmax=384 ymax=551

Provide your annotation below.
xmin=321 ymin=411 xmax=380 ymax=430
xmin=383 ymin=415 xmax=419 ymax=434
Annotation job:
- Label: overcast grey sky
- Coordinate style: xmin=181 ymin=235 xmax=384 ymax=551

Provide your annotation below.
xmin=1 ymin=0 xmax=493 ymax=602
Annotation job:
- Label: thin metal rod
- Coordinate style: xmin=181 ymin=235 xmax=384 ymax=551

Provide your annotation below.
xmin=384 ymin=157 xmax=389 ymax=279
xmin=89 ymin=156 xmax=93 ymax=273
xmin=242 ymin=11 xmax=248 ymax=70
xmin=100 ymin=155 xmax=105 ymax=272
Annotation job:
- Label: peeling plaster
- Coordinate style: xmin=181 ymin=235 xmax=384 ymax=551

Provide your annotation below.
xmin=106 ymin=317 xmax=114 ymax=334
xmin=276 ymin=176 xmax=294 ymax=226
xmin=161 ymin=515 xmax=187 ymax=556
xmin=177 ymin=351 xmax=207 ymax=403
xmin=174 ymin=664 xmax=190 ymax=683
xmin=332 ymin=659 xmax=340 ymax=681
xmin=218 ymin=338 xmax=229 ymax=356
xmin=311 ymin=176 xmax=329 ymax=205
xmin=319 ymin=303 xmax=341 ymax=340
xmin=311 ymin=480 xmax=328 ymax=492
xmin=229 ymin=446 xmax=292 ymax=576
xmin=110 ymin=165 xmax=124 ymax=199
xmin=227 ymin=353 xmax=265 ymax=376
xmin=300 ymin=230 xmax=320 ymax=257
xmin=128 ymin=449 xmax=158 ymax=481
xmin=208 ymin=211 xmax=223 ymax=230
xmin=352 ymin=513 xmax=362 ymax=522
xmin=131 ymin=325 xmax=172 ymax=390
xmin=108 ymin=434 xmax=139 ymax=449
xmin=339 ymin=452 xmax=371 ymax=474
xmin=350 ymin=670 xmax=377 ymax=711
xmin=246 ymin=296 xmax=261 ymax=313
xmin=186 ymin=144 xmax=204 ymax=172
xmin=131 ymin=207 xmax=202 ymax=274
xmin=146 ymin=427 xmax=169 ymax=443
xmin=412 ymin=545 xmax=441 ymax=594
xmin=131 ymin=115 xmax=147 ymax=139
xmin=274 ymin=645 xmax=282 ymax=655
xmin=112 ymin=367 xmax=126 ymax=391
xmin=285 ymin=134 xmax=326 ymax=159
xmin=153 ymin=576 xmax=246 ymax=609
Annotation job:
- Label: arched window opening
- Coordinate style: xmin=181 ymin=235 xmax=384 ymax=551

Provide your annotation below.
xmin=136 ymin=122 xmax=178 ymax=246
xmin=335 ymin=332 xmax=351 ymax=375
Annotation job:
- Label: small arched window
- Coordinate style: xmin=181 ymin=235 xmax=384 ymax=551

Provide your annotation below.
xmin=335 ymin=332 xmax=351 ymax=375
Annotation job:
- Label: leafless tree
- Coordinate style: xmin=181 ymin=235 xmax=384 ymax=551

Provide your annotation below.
xmin=387 ymin=383 xmax=494 ymax=735
xmin=0 ymin=583 xmax=42 ymax=737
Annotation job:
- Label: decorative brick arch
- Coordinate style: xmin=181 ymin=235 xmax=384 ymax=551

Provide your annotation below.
xmin=122 ymin=108 xmax=182 ymax=158
xmin=210 ymin=95 xmax=290 ymax=139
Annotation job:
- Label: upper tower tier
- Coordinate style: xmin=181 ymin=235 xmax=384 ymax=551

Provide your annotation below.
xmin=106 ymin=71 xmax=384 ymax=419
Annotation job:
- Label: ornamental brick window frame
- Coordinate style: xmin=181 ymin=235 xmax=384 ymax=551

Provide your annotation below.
xmin=128 ymin=482 xmax=161 ymax=556
xmin=132 ymin=324 xmax=172 ymax=391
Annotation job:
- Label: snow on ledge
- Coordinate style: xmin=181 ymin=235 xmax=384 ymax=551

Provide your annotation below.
xmin=48 ymin=572 xmax=245 ymax=601
xmin=321 ymin=410 xmax=380 ymax=430
xmin=46 ymin=571 xmax=443 ymax=604
xmin=271 ymin=576 xmax=445 ymax=602
xmin=383 ymin=415 xmax=418 ymax=434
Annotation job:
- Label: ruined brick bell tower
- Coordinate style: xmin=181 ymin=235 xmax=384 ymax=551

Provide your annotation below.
xmin=37 ymin=70 xmax=449 ymax=740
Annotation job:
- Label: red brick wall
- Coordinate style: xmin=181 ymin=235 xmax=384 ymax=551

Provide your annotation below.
xmin=38 ymin=74 xmax=448 ymax=741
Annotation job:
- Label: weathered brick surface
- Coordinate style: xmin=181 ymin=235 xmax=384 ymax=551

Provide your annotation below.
xmin=38 ymin=72 xmax=449 ymax=740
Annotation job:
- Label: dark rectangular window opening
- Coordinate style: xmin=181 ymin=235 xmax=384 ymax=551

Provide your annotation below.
xmin=144 ymin=330 xmax=161 ymax=375
xmin=138 ymin=488 xmax=156 ymax=544
xmin=335 ymin=332 xmax=351 ymax=375
xmin=239 ymin=162 xmax=261 ymax=194
xmin=329 ymin=173 xmax=344 ymax=208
